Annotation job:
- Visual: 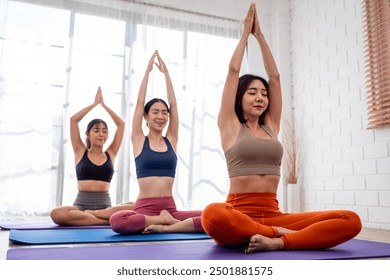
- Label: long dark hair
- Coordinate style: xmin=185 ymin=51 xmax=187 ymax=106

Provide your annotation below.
xmin=144 ymin=98 xmax=169 ymax=114
xmin=235 ymin=74 xmax=269 ymax=125
xmin=85 ymin=119 xmax=108 ymax=149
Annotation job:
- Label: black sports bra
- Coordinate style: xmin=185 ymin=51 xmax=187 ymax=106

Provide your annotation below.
xmin=75 ymin=150 xmax=114 ymax=182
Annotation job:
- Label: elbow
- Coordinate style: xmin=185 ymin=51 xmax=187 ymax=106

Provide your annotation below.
xmin=70 ymin=116 xmax=79 ymax=124
xmin=228 ymin=60 xmax=241 ymax=74
xmin=118 ymin=118 xmax=125 ymax=127
xmin=269 ymin=72 xmax=281 ymax=81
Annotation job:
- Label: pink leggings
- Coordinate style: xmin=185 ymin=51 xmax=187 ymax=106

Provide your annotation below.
xmin=201 ymin=192 xmax=362 ymax=250
xmin=109 ymin=196 xmax=203 ymax=234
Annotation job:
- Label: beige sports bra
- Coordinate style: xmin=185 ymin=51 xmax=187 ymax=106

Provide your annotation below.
xmin=225 ymin=124 xmax=283 ymax=177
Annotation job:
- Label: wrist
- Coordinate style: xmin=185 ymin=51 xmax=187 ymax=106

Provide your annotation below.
xmin=254 ymin=32 xmax=264 ymax=41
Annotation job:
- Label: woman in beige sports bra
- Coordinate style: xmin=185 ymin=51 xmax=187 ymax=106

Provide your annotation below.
xmin=201 ymin=3 xmax=361 ymax=253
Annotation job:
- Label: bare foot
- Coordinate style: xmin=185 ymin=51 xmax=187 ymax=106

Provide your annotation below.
xmin=159 ymin=210 xmax=180 ymax=225
xmin=244 ymin=234 xmax=284 ymax=254
xmin=143 ymin=224 xmax=166 ymax=233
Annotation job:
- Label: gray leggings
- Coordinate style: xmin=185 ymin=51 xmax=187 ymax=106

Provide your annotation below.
xmin=73 ymin=191 xmax=112 ymax=211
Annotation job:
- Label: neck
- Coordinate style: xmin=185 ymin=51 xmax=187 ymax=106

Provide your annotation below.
xmin=89 ymin=147 xmax=104 ymax=153
xmin=147 ymin=131 xmax=164 ymax=141
xmin=244 ymin=121 xmax=260 ymax=130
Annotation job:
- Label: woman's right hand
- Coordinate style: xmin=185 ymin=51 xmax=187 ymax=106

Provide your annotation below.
xmin=146 ymin=51 xmax=157 ymax=73
xmin=94 ymin=86 xmax=103 ymax=106
xmin=243 ymin=3 xmax=255 ymax=36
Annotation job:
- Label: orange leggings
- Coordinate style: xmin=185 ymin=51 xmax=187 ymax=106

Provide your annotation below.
xmin=201 ymin=192 xmax=362 ymax=250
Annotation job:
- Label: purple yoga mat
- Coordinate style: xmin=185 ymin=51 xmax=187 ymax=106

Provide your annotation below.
xmin=6 ymin=239 xmax=390 ymax=260
xmin=0 ymin=220 xmax=110 ymax=230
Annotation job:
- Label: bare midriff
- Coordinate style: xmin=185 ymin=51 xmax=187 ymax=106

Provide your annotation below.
xmin=137 ymin=176 xmax=174 ymax=198
xmin=77 ymin=180 xmax=110 ymax=192
xmin=229 ymin=174 xmax=280 ymax=194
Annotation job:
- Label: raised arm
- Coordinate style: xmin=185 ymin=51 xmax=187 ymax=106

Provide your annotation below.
xmin=252 ymin=4 xmax=282 ymax=135
xmin=131 ymin=52 xmax=156 ymax=151
xmin=155 ymin=51 xmax=178 ymax=148
xmin=218 ymin=4 xmax=254 ymax=150
xmin=99 ymin=88 xmax=125 ymax=160
xmin=70 ymin=89 xmax=100 ymax=157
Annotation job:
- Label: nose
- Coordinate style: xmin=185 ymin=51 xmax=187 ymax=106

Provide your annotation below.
xmin=255 ymin=92 xmax=263 ymax=102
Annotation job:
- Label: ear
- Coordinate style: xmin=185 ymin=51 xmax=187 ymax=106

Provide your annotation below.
xmin=143 ymin=113 xmax=149 ymax=126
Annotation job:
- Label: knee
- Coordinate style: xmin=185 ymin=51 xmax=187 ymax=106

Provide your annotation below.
xmin=50 ymin=208 xmax=69 ymax=226
xmin=109 ymin=210 xmax=129 ymax=232
xmin=201 ymin=203 xmax=231 ymax=232
xmin=109 ymin=210 xmax=144 ymax=234
xmin=347 ymin=210 xmax=362 ymax=236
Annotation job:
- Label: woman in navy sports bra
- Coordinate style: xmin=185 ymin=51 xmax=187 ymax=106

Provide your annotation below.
xmin=109 ymin=51 xmax=203 ymax=234
xmin=201 ymin=4 xmax=361 ymax=253
xmin=50 ymin=87 xmax=134 ymax=226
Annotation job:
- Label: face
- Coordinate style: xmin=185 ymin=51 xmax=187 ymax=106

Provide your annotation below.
xmin=87 ymin=123 xmax=108 ymax=147
xmin=242 ymin=79 xmax=268 ymax=120
xmin=144 ymin=102 xmax=169 ymax=132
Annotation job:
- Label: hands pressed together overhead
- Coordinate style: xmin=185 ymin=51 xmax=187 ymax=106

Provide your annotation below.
xmin=244 ymin=3 xmax=263 ymax=39
xmin=147 ymin=50 xmax=169 ymax=74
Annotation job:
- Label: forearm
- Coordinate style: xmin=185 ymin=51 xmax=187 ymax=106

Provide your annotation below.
xmin=102 ymin=103 xmax=125 ymax=127
xmin=229 ymin=32 xmax=250 ymax=73
xmin=137 ymin=70 xmax=151 ymax=104
xmin=255 ymin=33 xmax=280 ymax=79
xmin=164 ymin=71 xmax=177 ymax=106
xmin=70 ymin=103 xmax=96 ymax=123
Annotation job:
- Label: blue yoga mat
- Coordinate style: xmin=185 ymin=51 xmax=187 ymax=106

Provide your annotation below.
xmin=9 ymin=228 xmax=211 ymax=245
xmin=0 ymin=220 xmax=110 ymax=230
xmin=6 ymin=239 xmax=390 ymax=260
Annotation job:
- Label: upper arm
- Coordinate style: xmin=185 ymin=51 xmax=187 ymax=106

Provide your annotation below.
xmin=264 ymin=74 xmax=282 ymax=135
xmin=70 ymin=117 xmax=85 ymax=157
xmin=165 ymin=102 xmax=179 ymax=150
xmin=131 ymin=100 xmax=145 ymax=142
xmin=218 ymin=69 xmax=241 ymax=151
xmin=106 ymin=121 xmax=125 ymax=160
xmin=218 ymin=70 xmax=239 ymax=127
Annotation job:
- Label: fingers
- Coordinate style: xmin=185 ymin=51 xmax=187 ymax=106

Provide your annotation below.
xmin=95 ymin=86 xmax=103 ymax=105
xmin=146 ymin=51 xmax=157 ymax=72
xmin=154 ymin=50 xmax=168 ymax=73
xmin=244 ymin=3 xmax=255 ymax=34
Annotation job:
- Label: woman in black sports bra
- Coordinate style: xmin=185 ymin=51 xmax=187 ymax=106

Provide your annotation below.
xmin=50 ymin=87 xmax=133 ymax=226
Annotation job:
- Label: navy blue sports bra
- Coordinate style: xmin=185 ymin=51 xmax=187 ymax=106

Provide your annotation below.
xmin=135 ymin=136 xmax=177 ymax=179
xmin=76 ymin=150 xmax=114 ymax=182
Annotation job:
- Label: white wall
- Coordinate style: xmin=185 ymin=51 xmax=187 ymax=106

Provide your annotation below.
xmin=286 ymin=0 xmax=390 ymax=230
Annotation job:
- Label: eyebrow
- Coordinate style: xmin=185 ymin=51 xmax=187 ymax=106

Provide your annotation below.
xmin=247 ymin=87 xmax=267 ymax=92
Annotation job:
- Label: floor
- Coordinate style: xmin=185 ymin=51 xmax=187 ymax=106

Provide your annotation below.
xmin=1 ymin=226 xmax=389 ymax=260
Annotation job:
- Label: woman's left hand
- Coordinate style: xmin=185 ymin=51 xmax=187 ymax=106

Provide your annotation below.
xmin=155 ymin=51 xmax=168 ymax=74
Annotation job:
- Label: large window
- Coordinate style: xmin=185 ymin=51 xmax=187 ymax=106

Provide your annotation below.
xmin=0 ymin=0 xmax=239 ymax=218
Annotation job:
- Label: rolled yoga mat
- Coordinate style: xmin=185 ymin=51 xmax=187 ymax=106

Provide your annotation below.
xmin=9 ymin=228 xmax=211 ymax=245
xmin=6 ymin=238 xmax=390 ymax=260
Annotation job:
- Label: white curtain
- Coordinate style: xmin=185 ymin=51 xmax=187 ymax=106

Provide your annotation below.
xmin=0 ymin=0 xmax=242 ymax=219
